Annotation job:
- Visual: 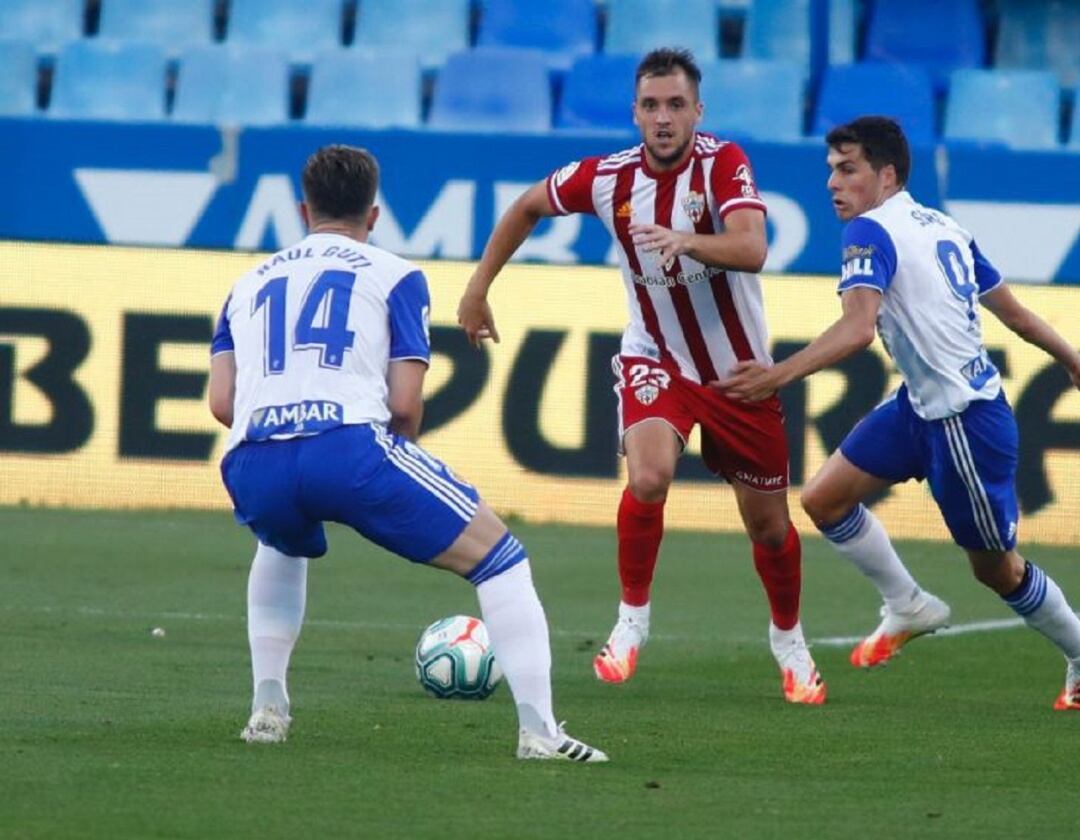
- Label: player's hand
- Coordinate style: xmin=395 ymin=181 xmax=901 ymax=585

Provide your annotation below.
xmin=457 ymin=292 xmax=500 ymax=348
xmin=629 ymin=223 xmax=690 ymax=268
xmin=710 ymin=361 xmax=779 ymax=402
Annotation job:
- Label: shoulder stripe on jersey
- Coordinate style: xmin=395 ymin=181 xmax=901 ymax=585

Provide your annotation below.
xmin=546 ymin=173 xmax=568 ymax=215
xmin=597 ymin=145 xmax=642 ymax=172
xmin=612 ymin=165 xmax=668 ymax=360
xmin=692 ymin=158 xmax=754 ymax=362
xmin=718 ymin=196 xmax=767 ymax=219
xmin=656 ymin=166 xmax=718 ymax=383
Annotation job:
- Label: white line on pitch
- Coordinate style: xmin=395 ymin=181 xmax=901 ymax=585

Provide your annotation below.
xmin=810 ymin=617 xmax=1025 ymax=648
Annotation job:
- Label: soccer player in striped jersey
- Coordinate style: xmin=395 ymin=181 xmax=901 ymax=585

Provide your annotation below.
xmin=459 ymin=49 xmax=826 ymax=704
xmin=719 ymin=117 xmax=1080 ymax=708
xmin=209 ymin=145 xmax=607 ymax=760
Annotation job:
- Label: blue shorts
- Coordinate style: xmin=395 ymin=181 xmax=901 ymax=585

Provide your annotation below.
xmin=221 ymin=423 xmax=480 ymax=561
xmin=840 ymin=385 xmax=1019 ymax=552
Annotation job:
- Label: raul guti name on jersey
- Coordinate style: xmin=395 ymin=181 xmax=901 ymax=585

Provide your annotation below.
xmin=1 ymin=242 xmax=1078 ymax=544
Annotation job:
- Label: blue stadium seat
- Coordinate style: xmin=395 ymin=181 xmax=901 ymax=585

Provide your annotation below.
xmin=944 ymin=69 xmax=1060 ymax=150
xmin=354 ymin=0 xmax=470 ymax=70
xmin=49 ymin=40 xmax=166 ymax=121
xmin=429 ymin=48 xmax=551 ymax=133
xmin=995 ymin=0 xmax=1080 ymax=90
xmin=0 ymin=40 xmax=39 ymax=117
xmin=864 ymin=0 xmax=985 ymax=91
xmin=478 ymin=0 xmax=597 ymax=70
xmin=0 ymin=0 xmax=84 ymax=53
xmin=173 ymin=45 xmax=290 ymax=126
xmin=605 ymin=0 xmax=718 ymax=62
xmin=306 ymin=49 xmax=422 ymax=129
xmin=743 ymin=0 xmax=812 ymax=78
xmin=227 ymin=0 xmax=343 ymax=60
xmin=556 ymin=53 xmax=638 ymax=131
xmin=813 ymin=63 xmax=936 ymax=146
xmin=98 ymin=0 xmax=215 ymax=56
xmin=698 ymin=59 xmax=804 ymax=142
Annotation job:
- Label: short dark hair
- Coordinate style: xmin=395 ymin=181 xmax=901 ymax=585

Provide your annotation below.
xmin=301 ymin=145 xmax=379 ymax=220
xmin=826 ymin=116 xmax=911 ymax=186
xmin=635 ymin=48 xmax=702 ymax=96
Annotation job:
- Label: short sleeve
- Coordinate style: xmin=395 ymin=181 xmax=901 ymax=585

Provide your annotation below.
xmin=971 ymin=239 xmax=1003 ymax=296
xmin=546 ymin=157 xmax=600 ymax=216
xmin=210 ymin=294 xmax=234 ymax=356
xmin=387 ymin=270 xmax=431 ymax=364
xmin=708 ymin=143 xmax=768 ymax=220
xmin=838 ymin=217 xmax=897 ymax=293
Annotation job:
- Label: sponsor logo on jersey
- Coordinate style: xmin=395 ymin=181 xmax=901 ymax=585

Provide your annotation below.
xmin=843 ymin=244 xmax=875 ymax=261
xmin=681 ymin=191 xmax=706 ymax=223
xmin=616 ymin=201 xmax=633 ymax=219
xmin=247 ymin=400 xmax=343 ymax=441
xmin=631 ymin=265 xmax=722 ymax=288
xmin=553 ymin=160 xmax=581 ymax=188
xmin=841 ymin=257 xmax=874 ymax=282
xmin=734 ymin=164 xmax=756 ymax=198
xmin=634 ymin=384 xmax=659 ymax=405
xmin=960 ymin=350 xmax=997 ymax=390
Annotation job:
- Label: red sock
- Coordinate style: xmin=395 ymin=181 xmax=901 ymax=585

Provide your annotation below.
xmin=752 ymin=523 xmax=802 ymax=631
xmin=617 ymin=487 xmax=665 ymax=607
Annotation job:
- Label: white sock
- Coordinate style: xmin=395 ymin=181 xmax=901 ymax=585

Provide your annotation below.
xmin=1003 ymin=561 xmax=1080 ymax=659
xmin=820 ymin=504 xmax=921 ymax=611
xmin=247 ymin=542 xmax=308 ymax=713
xmin=475 ymin=560 xmax=558 ymax=739
xmin=618 ymin=601 xmax=650 ymax=628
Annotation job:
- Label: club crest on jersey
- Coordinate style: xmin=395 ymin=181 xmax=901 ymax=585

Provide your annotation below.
xmin=634 ymin=384 xmax=659 ymax=406
xmin=247 ymin=400 xmax=343 ymax=441
xmin=616 ymin=201 xmax=633 ymax=219
xmin=681 ymin=191 xmax=706 ymax=223
xmin=734 ymin=164 xmax=756 ymax=197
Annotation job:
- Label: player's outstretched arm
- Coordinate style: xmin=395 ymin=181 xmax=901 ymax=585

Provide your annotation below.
xmin=630 ymin=207 xmax=767 ymax=273
xmin=458 ymin=180 xmax=557 ymax=347
xmin=713 ymin=287 xmax=880 ymax=401
xmin=388 ymin=359 xmax=427 ymax=441
xmin=208 ymin=351 xmax=236 ymax=428
xmin=982 ymin=284 xmax=1080 ymax=389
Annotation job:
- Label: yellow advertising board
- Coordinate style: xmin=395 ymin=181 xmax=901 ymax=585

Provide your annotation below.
xmin=1 ymin=240 xmax=1078 ymax=544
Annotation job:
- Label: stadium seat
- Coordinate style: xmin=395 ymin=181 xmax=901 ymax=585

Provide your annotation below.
xmin=429 ymin=48 xmax=551 ymax=133
xmin=0 ymin=40 xmax=39 ymax=117
xmin=995 ymin=0 xmax=1080 ymax=89
xmin=698 ymin=59 xmax=804 ymax=142
xmin=49 ymin=40 xmax=167 ymax=122
xmin=0 ymin=0 xmax=84 ymax=53
xmin=477 ymin=0 xmax=597 ymax=70
xmin=864 ymin=0 xmax=985 ymax=90
xmin=354 ymin=0 xmax=470 ymax=70
xmin=742 ymin=0 xmax=812 ymax=78
xmin=605 ymin=0 xmax=719 ymax=62
xmin=173 ymin=45 xmax=290 ymax=126
xmin=306 ymin=49 xmax=422 ymax=129
xmin=97 ymin=0 xmax=215 ymax=56
xmin=813 ymin=62 xmax=936 ymax=146
xmin=556 ymin=53 xmax=638 ymax=131
xmin=944 ymin=69 xmax=1060 ymax=150
xmin=227 ymin=0 xmax=343 ymax=61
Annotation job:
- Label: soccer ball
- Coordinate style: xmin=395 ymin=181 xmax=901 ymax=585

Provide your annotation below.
xmin=414 ymin=615 xmax=503 ymax=700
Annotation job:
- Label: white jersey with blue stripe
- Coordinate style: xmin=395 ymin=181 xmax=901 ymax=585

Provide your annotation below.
xmin=211 ymin=232 xmax=430 ymax=453
xmin=838 ymin=191 xmax=1003 ymax=420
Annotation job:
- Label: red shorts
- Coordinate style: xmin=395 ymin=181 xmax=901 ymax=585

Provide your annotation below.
xmin=613 ymin=355 xmax=790 ymax=492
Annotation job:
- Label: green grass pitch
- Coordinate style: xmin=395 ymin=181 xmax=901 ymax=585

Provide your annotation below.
xmin=2 ymin=506 xmax=1078 ymax=838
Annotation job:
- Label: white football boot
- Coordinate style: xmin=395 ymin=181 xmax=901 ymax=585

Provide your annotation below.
xmin=516 ymin=724 xmax=609 ymax=763
xmin=850 ymin=592 xmax=952 ymax=668
xmin=593 ymin=603 xmax=649 ymax=684
xmin=769 ymin=622 xmax=827 ymax=704
xmin=241 ymin=706 xmax=291 ymax=743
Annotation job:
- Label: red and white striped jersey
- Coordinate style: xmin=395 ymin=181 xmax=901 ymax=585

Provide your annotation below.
xmin=545 ymin=133 xmax=770 ymax=384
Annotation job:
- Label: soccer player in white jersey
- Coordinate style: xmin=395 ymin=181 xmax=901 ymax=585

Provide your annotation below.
xmin=458 ymin=49 xmax=826 ymax=704
xmin=208 ymin=145 xmax=608 ymax=760
xmin=719 ymin=117 xmax=1080 ymax=708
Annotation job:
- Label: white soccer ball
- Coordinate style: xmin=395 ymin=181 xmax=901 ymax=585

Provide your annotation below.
xmin=414 ymin=615 xmax=503 ymax=700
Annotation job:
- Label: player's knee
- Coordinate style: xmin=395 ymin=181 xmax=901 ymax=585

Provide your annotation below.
xmin=800 ymin=481 xmax=841 ymax=527
xmin=627 ymin=466 xmax=673 ymax=502
xmin=969 ymin=550 xmax=1024 ymax=595
xmin=464 ymin=531 xmax=528 ymax=586
xmin=745 ymin=516 xmax=789 ymax=549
